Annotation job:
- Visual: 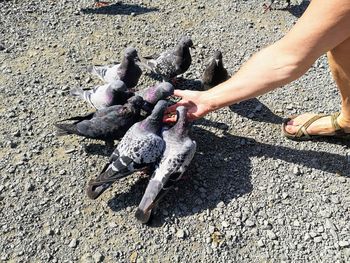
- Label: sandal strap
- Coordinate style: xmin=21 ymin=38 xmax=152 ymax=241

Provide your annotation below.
xmin=295 ymin=114 xmax=326 ymax=138
xmin=331 ymin=112 xmax=341 ymax=131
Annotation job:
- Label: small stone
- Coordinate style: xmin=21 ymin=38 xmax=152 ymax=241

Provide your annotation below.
xmin=282 ymin=192 xmax=289 ymax=199
xmin=245 ymin=219 xmax=255 ymax=227
xmin=330 ymin=196 xmax=340 ymax=204
xmin=293 ymin=166 xmax=300 ymax=175
xmin=93 ymin=252 xmax=104 ymax=263
xmin=266 ymin=230 xmax=277 ymax=240
xmin=65 ymin=149 xmax=76 ymax=154
xmin=304 ymin=233 xmax=311 ymax=241
xmin=319 ymin=209 xmax=332 ymax=218
xmin=293 ymin=220 xmax=300 ymax=227
xmin=176 ymin=229 xmax=185 ymax=239
xmin=339 ymin=241 xmax=350 ymax=248
xmin=317 ymin=226 xmax=324 ymax=233
xmin=314 ymin=236 xmax=322 ymax=243
xmin=221 ymin=221 xmax=229 ymax=228
xmin=309 ymin=231 xmax=317 ymax=238
xmin=209 ymin=225 xmax=215 ymax=234
xmin=257 ymin=239 xmax=265 ymax=247
xmin=59 ymin=170 xmax=66 ymax=175
xmin=68 ymin=239 xmax=78 ymax=248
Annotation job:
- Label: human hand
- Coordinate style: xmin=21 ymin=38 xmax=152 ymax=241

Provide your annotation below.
xmin=164 ymin=89 xmax=213 ymax=122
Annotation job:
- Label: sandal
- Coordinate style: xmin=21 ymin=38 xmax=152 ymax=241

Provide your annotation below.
xmin=282 ymin=112 xmax=350 ymax=141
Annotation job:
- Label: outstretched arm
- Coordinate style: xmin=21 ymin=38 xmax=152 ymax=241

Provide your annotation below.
xmin=167 ymin=0 xmax=350 ymax=121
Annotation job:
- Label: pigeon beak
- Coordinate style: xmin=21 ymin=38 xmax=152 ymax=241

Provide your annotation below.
xmin=135 ymin=56 xmax=141 ymax=62
xmin=215 ymin=59 xmax=220 ymax=66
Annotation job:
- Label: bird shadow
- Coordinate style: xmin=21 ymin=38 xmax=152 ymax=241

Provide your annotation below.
xmin=107 ymin=125 xmax=349 ymax=227
xmin=229 ymin=98 xmax=283 ymax=124
xmin=80 ymin=2 xmax=158 ymax=16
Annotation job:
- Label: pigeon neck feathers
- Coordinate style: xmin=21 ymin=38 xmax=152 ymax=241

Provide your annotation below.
xmin=140 ymin=100 xmax=167 ymax=132
xmin=169 ymin=106 xmax=189 ymax=137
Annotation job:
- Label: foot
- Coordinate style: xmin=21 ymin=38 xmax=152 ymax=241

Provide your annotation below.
xmin=284 ymin=113 xmax=350 ymax=136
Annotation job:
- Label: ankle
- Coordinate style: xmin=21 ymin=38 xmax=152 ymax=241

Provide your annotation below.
xmin=337 ymin=113 xmax=350 ymax=129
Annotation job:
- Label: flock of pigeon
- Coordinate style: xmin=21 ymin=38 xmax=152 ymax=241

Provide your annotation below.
xmin=55 ymin=36 xmax=229 ymax=223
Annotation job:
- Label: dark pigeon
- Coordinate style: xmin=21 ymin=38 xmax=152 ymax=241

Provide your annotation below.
xmin=54 ymin=96 xmax=144 ymax=147
xmin=86 ymin=100 xmax=168 ymax=200
xmin=140 ymin=36 xmax=194 ymax=81
xmin=70 ymin=80 xmax=134 ymax=110
xmin=135 ymin=106 xmax=196 ymax=223
xmin=201 ymin=50 xmax=229 ymax=90
xmin=88 ymin=47 xmax=142 ymax=88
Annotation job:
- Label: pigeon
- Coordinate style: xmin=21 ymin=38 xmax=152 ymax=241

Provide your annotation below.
xmin=88 ymin=47 xmax=142 ymax=88
xmin=135 ymin=106 xmax=197 ymax=223
xmin=137 ymin=82 xmax=174 ymax=114
xmin=86 ymin=100 xmax=168 ymax=200
xmin=201 ymin=50 xmax=229 ymax=90
xmin=54 ymin=96 xmax=144 ymax=147
xmin=140 ymin=36 xmax=194 ymax=81
xmin=70 ymin=80 xmax=134 ymax=110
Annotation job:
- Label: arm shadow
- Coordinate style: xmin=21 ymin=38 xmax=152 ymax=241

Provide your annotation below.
xmin=80 ymin=2 xmax=158 ymax=16
xmin=229 ymin=98 xmax=283 ymax=124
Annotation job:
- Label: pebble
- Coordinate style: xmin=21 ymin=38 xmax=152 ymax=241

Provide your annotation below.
xmin=257 ymin=239 xmax=265 ymax=248
xmin=68 ymin=239 xmax=78 ymax=248
xmin=176 ymin=229 xmax=185 ymax=239
xmin=221 ymin=221 xmax=229 ymax=228
xmin=93 ymin=252 xmax=104 ymax=263
xmin=266 ymin=230 xmax=277 ymax=240
xmin=339 ymin=241 xmax=350 ymax=248
xmin=245 ymin=219 xmax=255 ymax=227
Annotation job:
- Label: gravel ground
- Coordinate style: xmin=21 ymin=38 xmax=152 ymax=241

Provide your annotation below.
xmin=1 ymin=0 xmax=350 ymax=262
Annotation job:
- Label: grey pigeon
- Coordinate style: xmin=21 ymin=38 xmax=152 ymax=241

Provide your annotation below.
xmin=88 ymin=47 xmax=142 ymax=88
xmin=201 ymin=50 xmax=229 ymax=90
xmin=140 ymin=36 xmax=194 ymax=81
xmin=137 ymin=82 xmax=174 ymax=114
xmin=70 ymin=80 xmax=134 ymax=110
xmin=54 ymin=96 xmax=144 ymax=147
xmin=135 ymin=106 xmax=197 ymax=223
xmin=86 ymin=100 xmax=168 ymax=200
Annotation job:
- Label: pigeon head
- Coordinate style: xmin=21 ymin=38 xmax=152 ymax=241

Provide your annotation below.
xmin=144 ymin=82 xmax=174 ymax=105
xmin=124 ymin=47 xmax=140 ymax=62
xmin=179 ymin=36 xmax=194 ymax=48
xmin=127 ymin=95 xmax=144 ymax=108
xmin=172 ymin=106 xmax=190 ymax=135
xmin=213 ymin=50 xmax=223 ymax=65
xmin=109 ymin=80 xmax=128 ymax=92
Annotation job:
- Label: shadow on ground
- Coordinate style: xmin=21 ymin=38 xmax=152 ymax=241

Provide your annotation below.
xmin=229 ymin=98 xmax=283 ymax=124
xmin=281 ymin=0 xmax=310 ymax=18
xmin=107 ymin=125 xmax=349 ymax=226
xmin=80 ymin=2 xmax=158 ymax=16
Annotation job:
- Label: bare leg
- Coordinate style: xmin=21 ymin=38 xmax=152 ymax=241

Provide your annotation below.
xmin=284 ymin=37 xmax=350 ymax=135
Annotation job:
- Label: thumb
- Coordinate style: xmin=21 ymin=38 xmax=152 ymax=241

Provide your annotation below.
xmin=173 ymin=89 xmax=186 ymax=97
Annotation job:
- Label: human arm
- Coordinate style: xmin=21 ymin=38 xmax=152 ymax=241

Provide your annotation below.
xmin=166 ymin=0 xmax=350 ymax=121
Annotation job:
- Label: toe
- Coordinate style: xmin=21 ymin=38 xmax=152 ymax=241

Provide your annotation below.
xmin=284 ymin=119 xmax=299 ymax=135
